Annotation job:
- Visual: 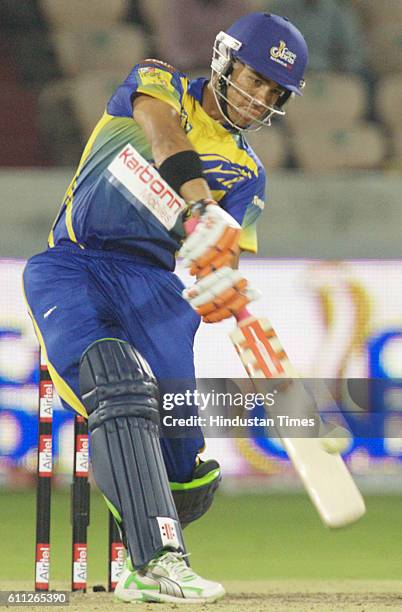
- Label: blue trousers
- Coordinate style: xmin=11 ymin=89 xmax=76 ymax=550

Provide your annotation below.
xmin=23 ymin=245 xmax=203 ymax=482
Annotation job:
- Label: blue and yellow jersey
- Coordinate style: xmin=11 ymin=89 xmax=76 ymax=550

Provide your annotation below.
xmin=49 ymin=60 xmax=266 ymax=270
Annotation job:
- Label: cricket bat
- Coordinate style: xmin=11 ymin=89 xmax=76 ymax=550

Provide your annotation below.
xmin=230 ymin=307 xmax=366 ymax=528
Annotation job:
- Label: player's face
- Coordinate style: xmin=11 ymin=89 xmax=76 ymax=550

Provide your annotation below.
xmin=226 ymin=62 xmax=285 ymax=128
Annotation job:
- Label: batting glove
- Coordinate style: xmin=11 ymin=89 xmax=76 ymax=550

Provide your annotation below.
xmin=180 ymin=200 xmax=241 ymax=277
xmin=183 ymin=267 xmax=261 ymax=323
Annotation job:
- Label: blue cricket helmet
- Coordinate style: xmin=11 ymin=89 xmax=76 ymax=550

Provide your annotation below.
xmin=226 ymin=13 xmax=308 ymax=95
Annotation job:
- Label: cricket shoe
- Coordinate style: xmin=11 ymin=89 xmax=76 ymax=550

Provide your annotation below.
xmin=114 ymin=551 xmax=225 ymax=604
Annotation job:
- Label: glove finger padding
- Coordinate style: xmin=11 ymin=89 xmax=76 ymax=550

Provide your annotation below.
xmin=183 ymin=267 xmax=260 ymax=323
xmin=196 ymin=279 xmax=248 ymax=315
xmin=195 ymin=247 xmax=240 ymax=279
xmin=189 ymin=226 xmax=240 ymax=276
xmin=180 ymin=205 xmax=241 ymax=276
xmin=202 ymin=292 xmax=251 ymax=323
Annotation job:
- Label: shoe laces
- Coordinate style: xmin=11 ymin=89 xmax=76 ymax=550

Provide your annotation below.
xmin=148 ymin=551 xmax=195 ymax=580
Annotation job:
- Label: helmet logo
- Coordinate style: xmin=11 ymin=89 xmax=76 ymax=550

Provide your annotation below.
xmin=270 ymin=40 xmax=297 ymax=70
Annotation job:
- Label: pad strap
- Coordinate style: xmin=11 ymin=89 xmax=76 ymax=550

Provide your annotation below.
xmin=171 ymin=459 xmax=222 ymax=527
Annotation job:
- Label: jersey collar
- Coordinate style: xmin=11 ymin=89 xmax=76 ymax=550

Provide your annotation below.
xmin=188 ymin=77 xmax=208 ymax=103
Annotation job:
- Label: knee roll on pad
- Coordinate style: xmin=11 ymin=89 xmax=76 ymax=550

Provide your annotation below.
xmin=171 ymin=459 xmax=222 ymax=528
xmin=80 ymin=338 xmax=160 ymax=427
xmin=79 ymin=339 xmax=186 ymax=569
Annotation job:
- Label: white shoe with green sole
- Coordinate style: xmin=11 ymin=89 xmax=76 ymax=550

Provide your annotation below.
xmin=114 ymin=551 xmax=225 ymax=604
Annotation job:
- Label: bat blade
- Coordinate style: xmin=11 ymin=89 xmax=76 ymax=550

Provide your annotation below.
xmin=230 ymin=315 xmax=296 ymax=378
xmin=230 ymin=313 xmax=366 ymax=528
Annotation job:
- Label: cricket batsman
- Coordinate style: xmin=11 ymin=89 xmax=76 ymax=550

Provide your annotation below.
xmin=23 ymin=13 xmax=308 ymax=604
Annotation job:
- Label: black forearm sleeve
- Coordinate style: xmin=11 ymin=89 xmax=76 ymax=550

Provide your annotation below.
xmin=158 ymin=150 xmax=204 ymax=194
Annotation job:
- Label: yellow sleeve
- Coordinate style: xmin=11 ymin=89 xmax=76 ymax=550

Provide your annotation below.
xmin=134 ymin=63 xmax=186 ymax=114
xmin=239 ymin=221 xmax=258 ymax=253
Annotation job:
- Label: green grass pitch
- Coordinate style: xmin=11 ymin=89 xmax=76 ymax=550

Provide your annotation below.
xmin=0 ymin=490 xmax=400 ymax=584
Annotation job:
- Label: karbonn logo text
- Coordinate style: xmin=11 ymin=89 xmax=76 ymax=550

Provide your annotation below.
xmin=118 ymin=147 xmax=183 ymax=213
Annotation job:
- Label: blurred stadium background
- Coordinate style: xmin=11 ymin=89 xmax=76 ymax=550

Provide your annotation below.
xmin=0 ymin=0 xmax=401 ymax=594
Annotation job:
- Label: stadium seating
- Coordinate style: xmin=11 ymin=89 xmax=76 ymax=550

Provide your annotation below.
xmin=352 ymin=0 xmax=402 ymax=28
xmin=376 ymin=74 xmax=402 ymax=168
xmin=39 ymin=0 xmax=129 ymax=29
xmin=0 ymin=0 xmax=45 ymax=33
xmin=379 ymin=74 xmax=402 ymax=132
xmin=39 ymin=68 xmax=134 ymax=162
xmin=292 ymin=122 xmax=386 ymax=171
xmin=285 ymin=72 xmax=367 ymax=130
xmin=389 ymin=130 xmax=402 ymax=167
xmin=51 ymin=25 xmax=148 ymax=78
xmin=352 ymin=1 xmax=402 ymax=75
xmin=365 ymin=22 xmax=402 ymax=75
xmin=0 ymin=84 xmax=51 ymax=166
xmin=246 ymin=127 xmax=289 ymax=170
xmin=38 ymin=80 xmax=84 ymax=165
xmin=1 ymin=0 xmax=60 ymax=86
xmin=28 ymin=1 xmax=398 ymax=171
xmin=68 ymin=71 xmax=126 ymax=137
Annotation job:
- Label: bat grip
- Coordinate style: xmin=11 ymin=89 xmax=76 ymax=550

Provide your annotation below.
xmin=236 ymin=307 xmax=252 ymax=322
xmin=183 ymin=216 xmax=199 ymax=236
xmin=183 ymin=201 xmax=210 ymax=235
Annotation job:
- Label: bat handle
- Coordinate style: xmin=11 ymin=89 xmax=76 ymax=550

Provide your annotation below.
xmin=183 ymin=217 xmax=199 ymax=236
xmin=183 ymin=201 xmax=210 ymax=235
xmin=236 ymin=307 xmax=252 ymax=322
